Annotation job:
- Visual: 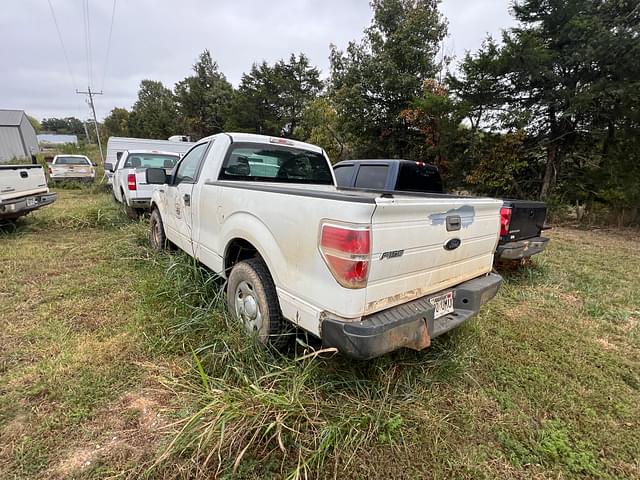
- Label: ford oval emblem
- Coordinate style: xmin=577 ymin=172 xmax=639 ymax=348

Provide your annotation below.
xmin=444 ymin=238 xmax=461 ymax=251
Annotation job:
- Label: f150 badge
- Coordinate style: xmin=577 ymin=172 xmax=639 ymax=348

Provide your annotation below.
xmin=380 ymin=250 xmax=404 ymax=260
xmin=444 ymin=238 xmax=461 ymax=251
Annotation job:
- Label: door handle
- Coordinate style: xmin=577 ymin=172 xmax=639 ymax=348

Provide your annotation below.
xmin=183 ymin=193 xmax=191 ymax=206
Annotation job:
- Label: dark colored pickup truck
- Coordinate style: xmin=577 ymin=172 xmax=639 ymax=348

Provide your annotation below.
xmin=333 ymin=159 xmax=549 ymax=262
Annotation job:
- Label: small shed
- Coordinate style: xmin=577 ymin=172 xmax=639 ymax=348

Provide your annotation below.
xmin=0 ymin=109 xmax=40 ymax=162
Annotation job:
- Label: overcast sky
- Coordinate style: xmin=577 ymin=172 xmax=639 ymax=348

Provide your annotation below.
xmin=0 ymin=0 xmax=515 ymax=122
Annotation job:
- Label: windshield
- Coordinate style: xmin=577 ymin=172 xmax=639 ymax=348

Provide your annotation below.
xmin=123 ymin=153 xmax=179 ymax=169
xmin=219 ymin=143 xmax=333 ymax=185
xmin=55 ymin=156 xmax=89 ymax=165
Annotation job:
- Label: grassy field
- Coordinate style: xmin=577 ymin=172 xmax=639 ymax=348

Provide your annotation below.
xmin=0 ymin=188 xmax=638 ymax=479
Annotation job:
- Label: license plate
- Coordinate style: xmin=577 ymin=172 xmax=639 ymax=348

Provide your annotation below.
xmin=26 ymin=198 xmax=37 ymax=207
xmin=430 ymin=291 xmax=454 ymax=319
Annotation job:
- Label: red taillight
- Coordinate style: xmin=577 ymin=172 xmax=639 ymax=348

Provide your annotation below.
xmin=500 ymin=207 xmax=512 ymax=236
xmin=127 ymin=173 xmax=137 ymax=191
xmin=320 ymin=223 xmax=371 ymax=289
xmin=48 ymin=167 xmax=52 ymax=174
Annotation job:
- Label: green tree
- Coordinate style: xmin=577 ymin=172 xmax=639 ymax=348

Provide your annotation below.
xmin=329 ymin=0 xmax=447 ymax=157
xmin=453 ymin=0 xmax=640 ymax=204
xmin=103 ymin=107 xmax=130 ymax=138
xmin=174 ymin=50 xmax=234 ymax=140
xmin=41 ymin=117 xmax=85 ymax=136
xmin=128 ymin=80 xmax=178 ymax=139
xmin=298 ymin=97 xmax=346 ymax=162
xmin=26 ymin=115 xmax=42 ymax=133
xmin=226 ymin=53 xmax=322 ymax=137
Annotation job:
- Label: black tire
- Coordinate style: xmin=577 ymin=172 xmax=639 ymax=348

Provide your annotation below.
xmin=149 ymin=208 xmax=168 ymax=251
xmin=121 ymin=189 xmax=139 ymax=219
xmin=227 ymin=258 xmax=289 ymax=348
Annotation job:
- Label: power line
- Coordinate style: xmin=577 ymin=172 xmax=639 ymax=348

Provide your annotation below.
xmin=81 ymin=0 xmax=93 ymax=88
xmin=46 ymin=0 xmax=77 ymax=90
xmin=100 ymin=0 xmax=117 ymax=92
xmin=86 ymin=0 xmax=93 ymax=87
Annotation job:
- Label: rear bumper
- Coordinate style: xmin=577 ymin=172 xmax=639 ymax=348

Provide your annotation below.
xmin=50 ymin=174 xmax=95 ymax=182
xmin=128 ymin=197 xmax=152 ymax=208
xmin=496 ymin=236 xmax=549 ymax=260
xmin=0 ymin=192 xmax=57 ymax=219
xmin=321 ymin=273 xmax=503 ymax=360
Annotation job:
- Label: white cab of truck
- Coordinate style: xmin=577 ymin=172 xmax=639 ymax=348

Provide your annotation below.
xmin=49 ymin=155 xmax=96 ymax=182
xmin=0 ymin=164 xmax=57 ymax=221
xmin=111 ymin=150 xmax=180 ymax=217
xmin=146 ymin=133 xmax=503 ymax=359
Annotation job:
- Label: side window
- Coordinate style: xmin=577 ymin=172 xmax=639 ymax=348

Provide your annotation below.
xmin=174 ymin=142 xmax=209 ymax=184
xmin=333 ymin=165 xmax=355 ymax=187
xmin=354 ymin=165 xmax=389 ymax=189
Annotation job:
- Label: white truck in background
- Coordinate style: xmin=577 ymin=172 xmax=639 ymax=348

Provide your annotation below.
xmin=48 ymin=154 xmax=96 ymax=183
xmin=145 ymin=133 xmax=504 ymax=359
xmin=110 ymin=150 xmax=180 ymax=217
xmin=0 ymin=164 xmax=57 ymax=222
xmin=105 ymin=136 xmax=194 ymax=184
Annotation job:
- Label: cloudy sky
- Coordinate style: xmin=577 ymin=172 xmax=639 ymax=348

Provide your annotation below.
xmin=1 ymin=0 xmax=515 ymax=122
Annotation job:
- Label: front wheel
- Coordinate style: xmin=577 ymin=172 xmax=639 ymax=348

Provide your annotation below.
xmin=149 ymin=208 xmax=168 ymax=251
xmin=227 ymin=258 xmax=289 ymax=348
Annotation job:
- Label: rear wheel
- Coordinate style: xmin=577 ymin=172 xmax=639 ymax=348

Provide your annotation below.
xmin=149 ymin=208 xmax=168 ymax=251
xmin=227 ymin=258 xmax=289 ymax=348
xmin=121 ymin=189 xmax=139 ymax=219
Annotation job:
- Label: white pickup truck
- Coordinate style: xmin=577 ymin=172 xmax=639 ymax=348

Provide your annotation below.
xmin=48 ymin=155 xmax=96 ymax=183
xmin=0 ymin=164 xmax=57 ymax=222
xmin=146 ymin=133 xmax=503 ymax=359
xmin=110 ymin=150 xmax=180 ymax=217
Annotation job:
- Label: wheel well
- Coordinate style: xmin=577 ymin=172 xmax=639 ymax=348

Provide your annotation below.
xmin=225 ymin=238 xmax=260 ymax=274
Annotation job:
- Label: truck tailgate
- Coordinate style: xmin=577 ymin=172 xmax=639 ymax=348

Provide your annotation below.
xmin=50 ymin=165 xmax=92 ymax=177
xmin=365 ymin=195 xmax=502 ymax=314
xmin=0 ymin=165 xmax=48 ymax=202
xmin=504 ymin=200 xmax=547 ymax=241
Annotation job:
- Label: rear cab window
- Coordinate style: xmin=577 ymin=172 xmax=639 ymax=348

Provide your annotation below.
xmin=219 ymin=143 xmax=333 ymax=185
xmin=395 ymin=162 xmax=443 ymax=193
xmin=123 ymin=153 xmax=179 ymax=169
xmin=54 ymin=156 xmax=90 ymax=165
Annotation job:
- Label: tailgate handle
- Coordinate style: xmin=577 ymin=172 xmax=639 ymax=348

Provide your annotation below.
xmin=20 ymin=171 xmax=28 ymax=178
xmin=446 ymin=215 xmax=461 ymax=231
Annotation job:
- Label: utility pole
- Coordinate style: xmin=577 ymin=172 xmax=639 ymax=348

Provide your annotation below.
xmin=76 ymin=86 xmax=104 ymax=164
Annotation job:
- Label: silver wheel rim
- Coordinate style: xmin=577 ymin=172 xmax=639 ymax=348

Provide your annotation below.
xmin=234 ymin=280 xmax=263 ymax=334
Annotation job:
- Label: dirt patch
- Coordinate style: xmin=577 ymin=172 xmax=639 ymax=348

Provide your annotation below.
xmin=45 ymin=384 xmax=173 ymax=479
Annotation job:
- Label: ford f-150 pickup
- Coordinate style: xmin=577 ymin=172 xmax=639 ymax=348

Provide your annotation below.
xmin=145 ymin=134 xmax=503 ymax=359
xmin=110 ymin=150 xmax=180 ymax=217
xmin=48 ymin=155 xmax=96 ymax=183
xmin=0 ymin=164 xmax=57 ymax=222
xmin=334 ymin=159 xmax=550 ymax=263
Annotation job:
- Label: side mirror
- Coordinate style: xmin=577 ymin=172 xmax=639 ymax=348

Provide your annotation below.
xmin=92 ymin=162 xmax=97 ymax=167
xmin=146 ymin=167 xmax=168 ymax=185
xmin=104 ymin=163 xmax=114 ymax=172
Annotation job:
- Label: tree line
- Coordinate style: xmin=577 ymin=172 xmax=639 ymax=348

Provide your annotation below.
xmin=47 ymin=0 xmax=640 ymax=224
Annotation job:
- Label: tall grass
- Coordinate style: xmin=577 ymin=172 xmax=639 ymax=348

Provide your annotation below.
xmin=146 ymin=253 xmax=474 ymax=479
